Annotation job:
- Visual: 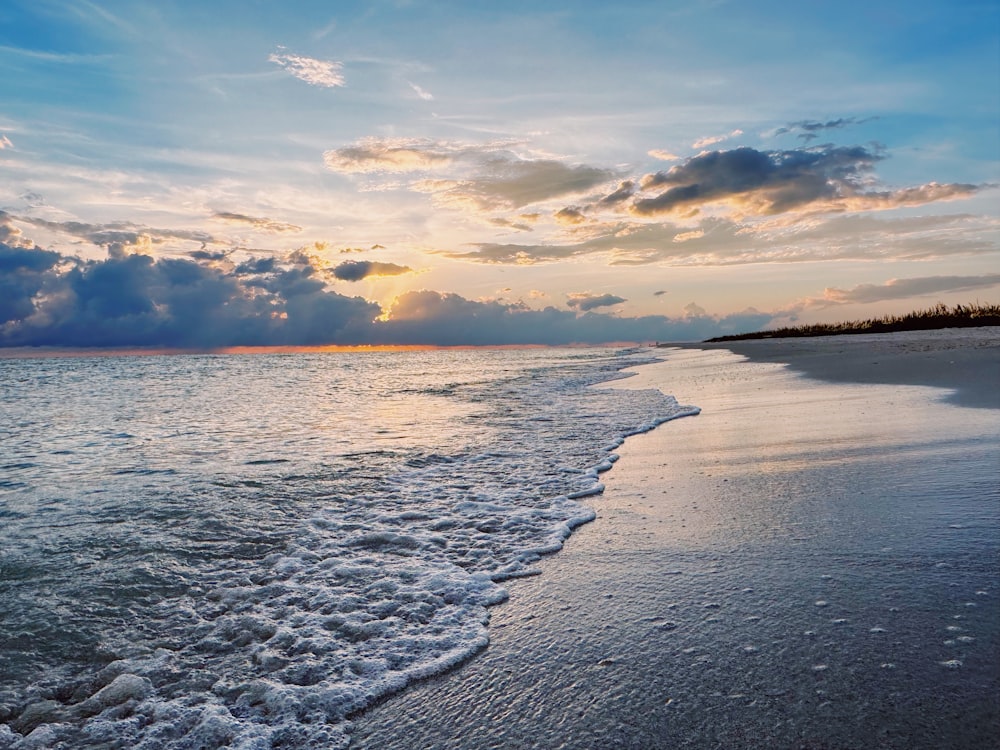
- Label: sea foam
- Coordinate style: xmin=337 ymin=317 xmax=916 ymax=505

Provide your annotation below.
xmin=0 ymin=347 xmax=697 ymax=749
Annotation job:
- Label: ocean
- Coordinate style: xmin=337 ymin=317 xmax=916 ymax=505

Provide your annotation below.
xmin=0 ymin=347 xmax=698 ymax=749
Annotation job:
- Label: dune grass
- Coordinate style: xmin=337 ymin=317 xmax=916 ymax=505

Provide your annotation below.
xmin=704 ymin=302 xmax=1000 ymax=342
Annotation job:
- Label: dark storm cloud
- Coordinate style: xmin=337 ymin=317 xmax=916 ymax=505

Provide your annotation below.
xmin=566 ymin=292 xmax=626 ymax=311
xmin=599 ymin=180 xmax=637 ymax=205
xmin=330 ymin=260 xmax=414 ymax=281
xmin=631 ymin=145 xmax=983 ymax=217
xmin=0 ymin=241 xmax=63 ymax=324
xmin=0 ymin=237 xmax=778 ymax=346
xmin=0 ymin=245 xmax=380 ymax=348
xmin=189 ymin=249 xmax=231 ymax=262
xmin=633 ymin=146 xmax=884 ymax=216
xmin=0 ymin=243 xmax=62 ymax=273
xmin=822 ymin=274 xmax=1000 ymax=304
xmin=234 ymin=256 xmax=278 ymax=274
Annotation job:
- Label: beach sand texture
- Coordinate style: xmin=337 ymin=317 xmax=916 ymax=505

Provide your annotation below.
xmin=350 ymin=328 xmax=1000 ymax=749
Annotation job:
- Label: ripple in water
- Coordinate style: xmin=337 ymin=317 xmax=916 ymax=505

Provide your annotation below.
xmin=0 ymin=347 xmax=698 ymax=749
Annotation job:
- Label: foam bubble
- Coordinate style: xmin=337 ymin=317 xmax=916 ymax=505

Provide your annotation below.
xmin=1 ymin=348 xmax=701 ymax=749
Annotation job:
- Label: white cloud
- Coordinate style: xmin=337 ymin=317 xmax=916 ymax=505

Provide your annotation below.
xmin=691 ymin=129 xmax=743 ymax=149
xmin=648 ymin=149 xmax=681 ymax=161
xmin=269 ymin=49 xmax=345 ymax=88
xmin=408 ymin=81 xmax=434 ymax=101
xmin=673 ymin=229 xmax=704 ymax=243
xmin=0 ymin=135 xmax=12 ymax=149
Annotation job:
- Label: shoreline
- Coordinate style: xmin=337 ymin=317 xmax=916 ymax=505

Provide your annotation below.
xmin=349 ymin=329 xmax=1000 ymax=749
xmin=671 ymin=325 xmax=1000 ymax=409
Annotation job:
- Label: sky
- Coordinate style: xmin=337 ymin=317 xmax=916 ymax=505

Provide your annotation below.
xmin=1 ymin=0 xmax=998 ymax=347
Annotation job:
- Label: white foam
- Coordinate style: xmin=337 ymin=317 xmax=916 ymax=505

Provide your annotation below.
xmin=1 ymin=348 xmax=702 ymax=749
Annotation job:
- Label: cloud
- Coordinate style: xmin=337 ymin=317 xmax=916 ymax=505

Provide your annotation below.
xmin=566 ymin=292 xmax=626 ymax=311
xmin=0 ymin=240 xmax=380 ymax=347
xmin=1 ymin=220 xmax=777 ymax=346
xmin=653 ymin=290 xmax=668 ymax=296
xmin=631 ymin=145 xmax=982 ymax=218
xmin=0 ymin=239 xmax=63 ymax=324
xmin=691 ymin=129 xmax=743 ymax=149
xmin=324 ymin=137 xmax=457 ymax=174
xmin=0 ymin=135 xmax=12 ymax=149
xmin=325 ymin=138 xmax=617 ymax=213
xmin=673 ymin=230 xmax=704 ymax=243
xmin=488 ymin=217 xmax=534 ymax=232
xmin=443 ymin=241 xmax=590 ymax=265
xmin=0 ymin=213 xmax=32 ymax=248
xmin=212 ymin=212 xmax=302 ymax=233
xmin=331 ymin=260 xmax=414 ymax=281
xmin=683 ymin=302 xmax=707 ymax=317
xmin=443 ymin=207 xmax=997 ymax=268
xmin=408 ymin=81 xmax=434 ymax=101
xmin=269 ymin=49 xmax=345 ymax=88
xmin=374 ymin=290 xmax=773 ymax=345
xmin=554 ymin=206 xmax=588 ymax=225
xmin=15 ymin=215 xmax=216 ymax=254
xmin=420 ymin=157 xmax=616 ymax=212
xmin=599 ymin=180 xmax=637 ymax=206
xmin=648 ymin=149 xmax=681 ymax=161
xmin=821 ymin=274 xmax=1000 ymax=304
xmin=774 ymin=117 xmax=877 ymax=142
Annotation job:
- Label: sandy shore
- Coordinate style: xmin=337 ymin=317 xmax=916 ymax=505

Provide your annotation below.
xmin=687 ymin=326 xmax=1000 ymax=409
xmin=349 ymin=328 xmax=1000 ymax=749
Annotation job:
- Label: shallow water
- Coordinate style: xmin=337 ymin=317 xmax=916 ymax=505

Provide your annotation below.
xmin=0 ymin=347 xmax=697 ymax=749
xmin=349 ymin=347 xmax=1000 ymax=750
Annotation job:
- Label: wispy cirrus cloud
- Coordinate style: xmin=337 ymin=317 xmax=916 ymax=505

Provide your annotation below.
xmin=0 ymin=135 xmax=13 ymax=149
xmin=773 ymin=116 xmax=877 ymax=142
xmin=648 ymin=149 xmax=681 ymax=161
xmin=324 ymin=137 xmax=458 ymax=174
xmin=14 ymin=214 xmax=216 ymax=254
xmin=416 ymin=158 xmax=615 ymax=212
xmin=269 ymin=49 xmax=345 ymax=88
xmin=441 ymin=209 xmax=997 ymax=268
xmin=325 ymin=137 xmax=617 ymax=212
xmin=820 ymin=274 xmax=1000 ymax=305
xmin=691 ymin=129 xmax=743 ymax=149
xmin=408 ymin=81 xmax=434 ymax=101
xmin=212 ymin=211 xmax=302 ymax=233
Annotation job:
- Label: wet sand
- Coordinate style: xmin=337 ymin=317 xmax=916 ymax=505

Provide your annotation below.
xmin=349 ymin=328 xmax=1000 ymax=749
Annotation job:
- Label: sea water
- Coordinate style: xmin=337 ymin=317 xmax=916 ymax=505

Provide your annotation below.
xmin=0 ymin=347 xmax=698 ymax=749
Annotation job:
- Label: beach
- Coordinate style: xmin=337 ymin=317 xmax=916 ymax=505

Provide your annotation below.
xmin=349 ymin=328 xmax=1000 ymax=749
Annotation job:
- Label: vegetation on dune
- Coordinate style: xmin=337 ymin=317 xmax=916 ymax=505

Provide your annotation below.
xmin=702 ymin=302 xmax=1000 ymax=343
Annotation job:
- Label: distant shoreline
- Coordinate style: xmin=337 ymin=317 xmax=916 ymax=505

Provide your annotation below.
xmin=694 ymin=302 xmax=1000 ymax=342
